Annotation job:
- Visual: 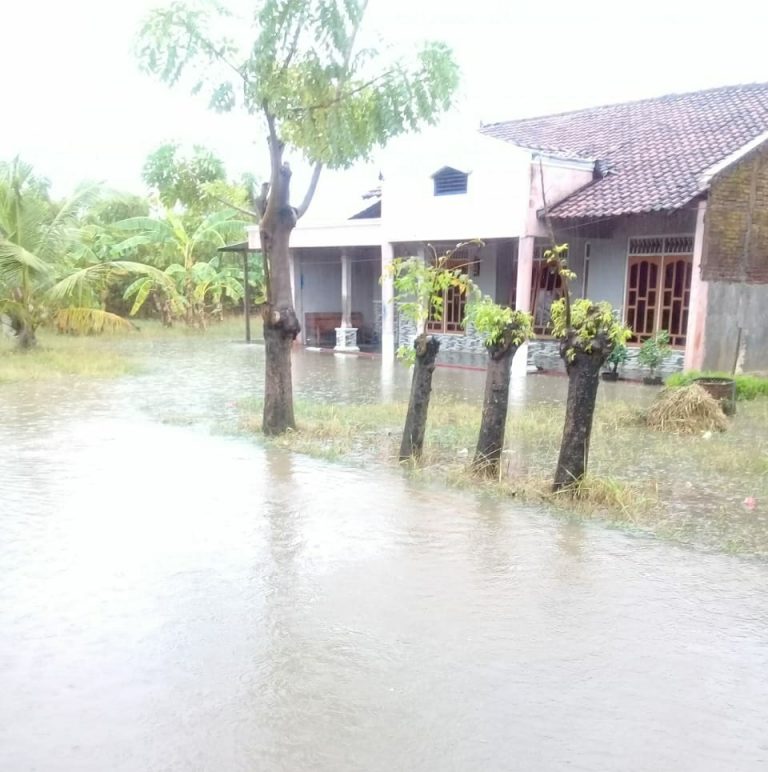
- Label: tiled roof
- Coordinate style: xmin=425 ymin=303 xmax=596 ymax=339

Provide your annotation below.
xmin=480 ymin=83 xmax=768 ymax=219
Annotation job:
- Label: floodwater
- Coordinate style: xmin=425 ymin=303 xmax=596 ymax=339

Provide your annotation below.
xmin=1 ymin=338 xmax=767 ymax=771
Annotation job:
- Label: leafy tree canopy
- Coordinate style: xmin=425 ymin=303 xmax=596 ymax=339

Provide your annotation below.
xmin=143 ymin=142 xmax=227 ymax=211
xmin=137 ymin=0 xmax=460 ymax=170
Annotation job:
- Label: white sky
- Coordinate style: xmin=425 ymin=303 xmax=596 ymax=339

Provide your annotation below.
xmin=4 ymin=0 xmax=768 ymax=217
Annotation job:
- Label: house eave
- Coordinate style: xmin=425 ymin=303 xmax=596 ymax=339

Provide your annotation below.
xmin=698 ymin=129 xmax=768 ymax=190
xmin=291 ymin=218 xmax=383 ymax=248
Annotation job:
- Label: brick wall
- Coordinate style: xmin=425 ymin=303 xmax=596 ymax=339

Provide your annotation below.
xmin=703 ymin=143 xmax=768 ymax=283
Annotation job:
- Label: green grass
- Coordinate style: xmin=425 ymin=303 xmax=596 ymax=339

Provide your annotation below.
xmin=666 ymin=370 xmax=768 ymax=400
xmin=130 ymin=314 xmax=262 ymax=340
xmin=0 ymin=334 xmax=139 ymax=383
xmin=239 ymin=395 xmax=768 ymax=555
xmin=0 ymin=314 xmax=260 ymax=384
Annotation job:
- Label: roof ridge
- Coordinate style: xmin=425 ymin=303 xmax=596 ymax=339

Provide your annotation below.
xmin=480 ymin=81 xmax=768 ymax=130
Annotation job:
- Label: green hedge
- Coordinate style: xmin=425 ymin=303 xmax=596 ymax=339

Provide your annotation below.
xmin=665 ymin=371 xmax=768 ymax=400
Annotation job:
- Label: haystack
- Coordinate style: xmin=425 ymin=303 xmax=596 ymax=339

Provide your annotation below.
xmin=646 ymin=384 xmax=728 ymax=434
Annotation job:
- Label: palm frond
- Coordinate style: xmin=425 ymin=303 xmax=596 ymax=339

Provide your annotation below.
xmin=38 ymin=181 xmax=102 ymax=258
xmin=0 ymin=297 xmax=32 ymax=324
xmin=46 ymin=260 xmax=175 ymax=306
xmin=53 ymin=307 xmax=137 ymax=335
xmin=0 ymin=239 xmax=52 ymax=284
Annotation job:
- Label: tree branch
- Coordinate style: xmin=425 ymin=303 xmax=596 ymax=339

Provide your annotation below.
xmin=210 ymin=195 xmax=260 ymax=220
xmin=264 ymin=106 xmax=282 ymax=190
xmin=255 ymin=182 xmax=269 ymax=217
xmin=296 ymin=162 xmax=323 ymax=219
xmin=288 ymin=71 xmax=396 ymax=114
xmin=178 ymin=17 xmax=250 ymax=85
xmin=279 ymin=8 xmax=307 ymax=75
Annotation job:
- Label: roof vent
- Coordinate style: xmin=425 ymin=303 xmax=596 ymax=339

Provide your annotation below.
xmin=432 ymin=166 xmax=469 ymax=196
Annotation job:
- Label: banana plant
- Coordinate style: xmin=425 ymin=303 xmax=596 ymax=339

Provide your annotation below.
xmin=115 ymin=207 xmax=248 ymax=327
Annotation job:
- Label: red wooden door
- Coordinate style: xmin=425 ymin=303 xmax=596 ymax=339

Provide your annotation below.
xmin=626 ymin=255 xmax=661 ymax=341
xmin=625 ymin=250 xmax=692 ymax=345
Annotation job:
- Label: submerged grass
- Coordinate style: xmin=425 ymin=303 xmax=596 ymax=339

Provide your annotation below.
xmin=131 ymin=315 xmax=261 ymax=340
xmin=240 ymin=394 xmax=768 ymax=555
xmin=0 ymin=333 xmax=139 ymax=383
xmin=0 ymin=314 xmax=259 ymax=384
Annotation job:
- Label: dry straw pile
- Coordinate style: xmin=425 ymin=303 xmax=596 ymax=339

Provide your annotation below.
xmin=646 ymin=384 xmax=728 ymax=434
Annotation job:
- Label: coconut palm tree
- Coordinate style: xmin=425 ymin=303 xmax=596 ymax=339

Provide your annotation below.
xmin=0 ymin=157 xmax=170 ymax=348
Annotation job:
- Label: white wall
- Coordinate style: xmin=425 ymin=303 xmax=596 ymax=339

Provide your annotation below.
xmin=380 ymin=128 xmax=533 ymax=243
xmin=351 ymin=254 xmax=377 ymax=328
xmin=526 ymin=158 xmax=595 ymax=237
xmin=296 ymin=248 xmax=378 ymax=330
xmin=299 ymin=252 xmax=342 ymax=314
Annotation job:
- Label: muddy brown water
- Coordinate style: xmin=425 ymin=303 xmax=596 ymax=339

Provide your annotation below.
xmin=1 ymin=338 xmax=767 ymax=771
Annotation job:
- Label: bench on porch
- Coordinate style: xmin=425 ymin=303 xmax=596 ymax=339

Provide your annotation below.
xmin=304 ymin=312 xmax=364 ymax=347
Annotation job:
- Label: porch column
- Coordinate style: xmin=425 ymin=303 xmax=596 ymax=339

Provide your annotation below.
xmin=415 ymin=244 xmax=427 ymax=335
xmin=292 ymin=251 xmax=305 ymax=344
xmin=381 ymin=242 xmax=396 ymax=360
xmin=341 ymin=250 xmax=352 ymax=326
xmin=335 ymin=249 xmax=359 ymax=352
xmin=684 ymin=200 xmax=708 ymax=371
xmin=512 ymin=235 xmax=535 ymax=375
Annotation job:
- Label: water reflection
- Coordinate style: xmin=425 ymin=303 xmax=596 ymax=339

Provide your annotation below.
xmin=0 ymin=338 xmax=767 ymax=770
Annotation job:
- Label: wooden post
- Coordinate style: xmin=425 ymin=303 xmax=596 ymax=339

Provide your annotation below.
xmin=243 ymin=251 xmax=251 ymax=344
xmin=684 ymin=200 xmax=708 ymax=371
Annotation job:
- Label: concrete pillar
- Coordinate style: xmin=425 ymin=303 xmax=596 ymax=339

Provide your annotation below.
xmin=684 ymin=200 xmax=708 ymax=372
xmin=340 ymin=250 xmax=352 ymax=327
xmin=515 ymin=235 xmax=535 ymax=314
xmin=292 ymin=251 xmax=305 ymax=344
xmin=381 ymin=242 xmax=396 ymax=360
xmin=335 ymin=249 xmax=359 ymax=352
xmin=289 ymin=251 xmax=297 ymax=308
xmin=512 ymin=235 xmax=536 ymax=376
xmin=246 ymin=225 xmax=260 ymax=250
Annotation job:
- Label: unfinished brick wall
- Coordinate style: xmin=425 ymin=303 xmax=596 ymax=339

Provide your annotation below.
xmin=702 ymin=143 xmax=768 ymax=283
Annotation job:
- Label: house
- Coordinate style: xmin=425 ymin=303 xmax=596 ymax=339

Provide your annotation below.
xmin=255 ymin=82 xmax=768 ymax=374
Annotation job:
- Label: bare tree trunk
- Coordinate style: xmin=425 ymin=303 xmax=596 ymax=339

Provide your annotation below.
xmin=553 ymin=346 xmax=606 ymax=491
xmin=15 ymin=323 xmax=37 ymax=350
xmin=472 ymin=339 xmax=519 ymax=477
xmin=261 ymin=156 xmax=300 ymax=436
xmin=399 ymin=334 xmax=440 ymax=461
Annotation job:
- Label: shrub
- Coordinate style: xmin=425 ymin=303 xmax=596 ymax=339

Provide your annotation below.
xmin=637 ymin=330 xmax=671 ymax=377
xmin=666 ymin=371 xmax=768 ymax=400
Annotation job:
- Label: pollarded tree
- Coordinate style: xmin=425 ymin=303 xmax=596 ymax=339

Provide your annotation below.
xmin=466 ymin=296 xmax=533 ymax=477
xmin=137 ymin=0 xmax=459 ymax=435
xmin=547 ymin=246 xmax=631 ymax=492
xmin=387 ymin=249 xmax=474 ymax=461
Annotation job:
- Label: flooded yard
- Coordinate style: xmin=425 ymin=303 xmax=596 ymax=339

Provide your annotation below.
xmin=1 ymin=336 xmax=767 ymax=770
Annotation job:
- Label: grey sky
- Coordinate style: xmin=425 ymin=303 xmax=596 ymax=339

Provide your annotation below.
xmin=4 ymin=0 xmax=768 ymax=211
